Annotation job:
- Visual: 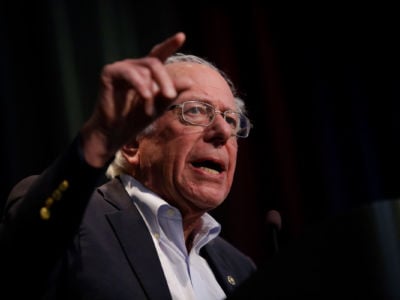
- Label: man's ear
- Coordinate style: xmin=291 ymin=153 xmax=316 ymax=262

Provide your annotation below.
xmin=121 ymin=140 xmax=139 ymax=165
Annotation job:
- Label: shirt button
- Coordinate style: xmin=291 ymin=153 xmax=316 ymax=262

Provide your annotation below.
xmin=167 ymin=209 xmax=175 ymax=217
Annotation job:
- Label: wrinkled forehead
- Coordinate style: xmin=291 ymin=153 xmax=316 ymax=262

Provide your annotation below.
xmin=165 ymin=62 xmax=235 ymax=106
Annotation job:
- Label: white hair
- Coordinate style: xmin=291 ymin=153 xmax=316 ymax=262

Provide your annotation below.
xmin=166 ymin=53 xmax=247 ymax=114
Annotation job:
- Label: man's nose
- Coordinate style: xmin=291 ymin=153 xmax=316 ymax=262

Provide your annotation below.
xmin=203 ymin=113 xmax=234 ymax=144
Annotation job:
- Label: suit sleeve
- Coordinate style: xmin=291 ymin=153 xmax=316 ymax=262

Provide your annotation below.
xmin=0 ymin=134 xmax=111 ymax=297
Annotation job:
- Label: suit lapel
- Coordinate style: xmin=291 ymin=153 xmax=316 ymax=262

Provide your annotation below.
xmin=101 ymin=179 xmax=172 ymax=300
xmin=201 ymin=242 xmax=239 ymax=296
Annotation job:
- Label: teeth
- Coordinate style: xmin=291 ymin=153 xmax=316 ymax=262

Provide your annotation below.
xmin=199 ymin=166 xmax=220 ymax=174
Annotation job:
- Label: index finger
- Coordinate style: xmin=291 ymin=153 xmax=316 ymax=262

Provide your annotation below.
xmin=148 ymin=32 xmax=186 ymax=62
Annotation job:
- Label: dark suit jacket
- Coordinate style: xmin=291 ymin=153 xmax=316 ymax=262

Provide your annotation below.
xmin=0 ymin=137 xmax=256 ymax=299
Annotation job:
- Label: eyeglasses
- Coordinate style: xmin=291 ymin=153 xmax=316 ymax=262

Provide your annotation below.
xmin=168 ymin=100 xmax=252 ymax=138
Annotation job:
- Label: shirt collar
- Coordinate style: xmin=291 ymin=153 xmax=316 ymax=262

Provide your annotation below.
xmin=119 ymin=174 xmax=221 ymax=251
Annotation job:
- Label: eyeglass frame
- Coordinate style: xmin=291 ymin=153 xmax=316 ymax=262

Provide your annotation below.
xmin=168 ymin=100 xmax=252 ymax=138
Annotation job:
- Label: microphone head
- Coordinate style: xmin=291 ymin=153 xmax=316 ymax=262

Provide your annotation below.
xmin=265 ymin=209 xmax=282 ymax=231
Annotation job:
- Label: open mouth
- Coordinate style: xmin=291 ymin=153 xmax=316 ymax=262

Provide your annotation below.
xmin=191 ymin=160 xmax=225 ymax=175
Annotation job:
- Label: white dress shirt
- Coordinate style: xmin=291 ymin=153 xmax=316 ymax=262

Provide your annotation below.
xmin=120 ymin=174 xmax=226 ymax=300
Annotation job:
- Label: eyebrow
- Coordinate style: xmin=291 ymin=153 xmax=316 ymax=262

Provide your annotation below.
xmin=187 ymin=98 xmax=238 ymax=112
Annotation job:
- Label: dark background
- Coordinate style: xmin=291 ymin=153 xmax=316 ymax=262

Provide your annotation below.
xmin=1 ymin=1 xmax=400 ymax=266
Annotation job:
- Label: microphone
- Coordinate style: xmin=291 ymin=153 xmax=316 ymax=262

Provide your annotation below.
xmin=265 ymin=209 xmax=282 ymax=256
